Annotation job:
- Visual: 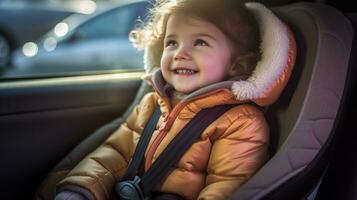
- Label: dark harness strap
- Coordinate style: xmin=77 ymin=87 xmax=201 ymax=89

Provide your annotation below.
xmin=116 ymin=104 xmax=235 ymax=200
xmin=140 ymin=104 xmax=235 ymax=196
xmin=121 ymin=106 xmax=162 ymax=181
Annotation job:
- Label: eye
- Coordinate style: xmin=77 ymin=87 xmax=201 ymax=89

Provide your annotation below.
xmin=165 ymin=40 xmax=177 ymax=47
xmin=194 ymin=39 xmax=209 ymax=46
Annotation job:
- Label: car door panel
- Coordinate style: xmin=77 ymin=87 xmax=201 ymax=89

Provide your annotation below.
xmin=0 ymin=71 xmax=144 ymax=199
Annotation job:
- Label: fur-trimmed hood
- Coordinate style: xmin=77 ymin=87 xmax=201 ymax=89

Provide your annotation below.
xmin=142 ymin=2 xmax=296 ymax=107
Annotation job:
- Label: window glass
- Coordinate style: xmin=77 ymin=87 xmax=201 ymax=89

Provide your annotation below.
xmin=77 ymin=6 xmax=135 ymax=39
xmin=0 ymin=1 xmax=150 ymax=79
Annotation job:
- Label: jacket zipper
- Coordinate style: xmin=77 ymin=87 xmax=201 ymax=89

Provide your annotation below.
xmin=144 ymin=101 xmax=189 ymax=170
xmin=144 ymin=89 xmax=230 ymax=170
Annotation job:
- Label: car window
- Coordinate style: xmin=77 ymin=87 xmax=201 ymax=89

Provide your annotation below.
xmin=77 ymin=5 xmax=137 ymax=39
xmin=1 ymin=1 xmax=150 ymax=79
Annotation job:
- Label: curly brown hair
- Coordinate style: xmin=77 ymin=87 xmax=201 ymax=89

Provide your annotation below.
xmin=130 ymin=0 xmax=261 ymax=78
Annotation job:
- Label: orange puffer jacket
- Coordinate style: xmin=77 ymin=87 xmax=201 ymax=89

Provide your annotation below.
xmin=58 ymin=88 xmax=269 ymax=200
xmin=57 ymin=2 xmax=296 ymax=200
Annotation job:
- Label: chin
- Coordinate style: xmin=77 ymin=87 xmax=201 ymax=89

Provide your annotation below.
xmin=175 ymin=87 xmax=195 ymax=94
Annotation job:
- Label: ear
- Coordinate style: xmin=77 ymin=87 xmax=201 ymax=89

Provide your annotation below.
xmin=228 ymin=57 xmax=242 ymax=77
xmin=228 ymin=63 xmax=240 ymax=77
xmin=228 ymin=58 xmax=253 ymax=80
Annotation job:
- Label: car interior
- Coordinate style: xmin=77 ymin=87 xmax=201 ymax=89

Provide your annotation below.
xmin=0 ymin=0 xmax=356 ymax=199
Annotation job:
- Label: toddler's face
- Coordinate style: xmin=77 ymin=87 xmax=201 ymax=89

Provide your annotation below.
xmin=160 ymin=14 xmax=233 ymax=94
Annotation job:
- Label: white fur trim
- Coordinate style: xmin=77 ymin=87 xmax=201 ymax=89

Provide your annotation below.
xmin=232 ymin=2 xmax=290 ymax=100
xmin=144 ymin=37 xmax=163 ymax=73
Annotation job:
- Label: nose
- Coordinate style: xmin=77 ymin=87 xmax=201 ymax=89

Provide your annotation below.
xmin=174 ymin=46 xmax=191 ymax=61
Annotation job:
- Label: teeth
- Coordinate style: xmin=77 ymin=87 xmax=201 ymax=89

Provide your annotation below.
xmin=175 ymin=69 xmax=196 ymax=74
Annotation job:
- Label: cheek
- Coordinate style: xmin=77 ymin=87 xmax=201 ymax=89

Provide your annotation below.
xmin=160 ymin=53 xmax=170 ymax=70
xmin=203 ymin=53 xmax=230 ymax=71
xmin=203 ymin=52 xmax=232 ymax=80
xmin=218 ymin=46 xmax=232 ymax=65
xmin=200 ymin=48 xmax=230 ymax=65
xmin=216 ymin=48 xmax=232 ymax=74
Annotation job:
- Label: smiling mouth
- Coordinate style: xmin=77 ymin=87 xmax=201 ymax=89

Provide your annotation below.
xmin=172 ymin=68 xmax=198 ymax=75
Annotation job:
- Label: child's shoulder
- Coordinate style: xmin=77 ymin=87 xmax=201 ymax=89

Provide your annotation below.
xmin=211 ymin=103 xmax=269 ymax=141
xmin=222 ymin=103 xmax=266 ymax=123
xmin=229 ymin=103 xmax=264 ymax=116
xmin=140 ymin=91 xmax=159 ymax=104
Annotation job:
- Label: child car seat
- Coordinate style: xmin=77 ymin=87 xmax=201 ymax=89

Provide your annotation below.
xmin=231 ymin=2 xmax=353 ymax=200
xmin=35 ymin=2 xmax=354 ymax=200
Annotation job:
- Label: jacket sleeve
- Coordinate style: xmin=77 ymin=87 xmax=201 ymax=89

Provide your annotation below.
xmin=198 ymin=106 xmax=270 ymax=200
xmin=57 ymin=92 xmax=157 ymax=200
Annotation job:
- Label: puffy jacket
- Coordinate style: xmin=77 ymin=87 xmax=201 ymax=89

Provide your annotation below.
xmin=58 ymin=87 xmax=269 ymax=200
xmin=57 ymin=2 xmax=296 ymax=200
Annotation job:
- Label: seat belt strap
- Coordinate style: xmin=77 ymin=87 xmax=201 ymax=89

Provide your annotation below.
xmin=140 ymin=104 xmax=235 ymax=196
xmin=116 ymin=104 xmax=235 ymax=200
xmin=121 ymin=106 xmax=162 ymax=181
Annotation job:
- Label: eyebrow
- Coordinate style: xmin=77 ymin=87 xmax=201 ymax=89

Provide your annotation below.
xmin=194 ymin=33 xmax=217 ymax=41
xmin=165 ymin=33 xmax=217 ymax=41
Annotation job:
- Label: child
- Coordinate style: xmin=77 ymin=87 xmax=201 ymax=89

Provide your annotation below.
xmin=56 ymin=0 xmax=296 ymax=199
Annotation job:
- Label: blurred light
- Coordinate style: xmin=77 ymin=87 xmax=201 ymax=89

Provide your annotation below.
xmin=22 ymin=42 xmax=38 ymax=57
xmin=54 ymin=22 xmax=69 ymax=37
xmin=44 ymin=37 xmax=57 ymax=52
xmin=70 ymin=0 xmax=97 ymax=14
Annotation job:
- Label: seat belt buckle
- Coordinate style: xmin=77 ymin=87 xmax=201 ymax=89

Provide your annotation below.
xmin=115 ymin=176 xmax=149 ymax=200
